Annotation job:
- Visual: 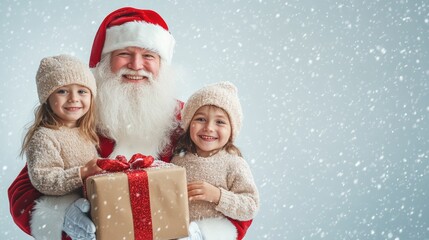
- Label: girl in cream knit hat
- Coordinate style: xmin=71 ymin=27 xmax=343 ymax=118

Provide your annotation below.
xmin=21 ymin=54 xmax=103 ymax=203
xmin=172 ymin=82 xmax=259 ymax=240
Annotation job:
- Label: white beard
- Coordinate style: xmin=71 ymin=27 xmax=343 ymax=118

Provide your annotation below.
xmin=92 ymin=56 xmax=179 ymax=159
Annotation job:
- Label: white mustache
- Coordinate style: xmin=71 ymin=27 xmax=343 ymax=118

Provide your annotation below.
xmin=118 ymin=68 xmax=154 ymax=82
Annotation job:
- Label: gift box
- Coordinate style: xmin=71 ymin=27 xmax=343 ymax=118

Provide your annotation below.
xmin=85 ymin=155 xmax=189 ymax=240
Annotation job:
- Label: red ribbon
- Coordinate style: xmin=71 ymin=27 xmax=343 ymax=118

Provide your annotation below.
xmin=95 ymin=153 xmax=155 ymax=239
xmin=127 ymin=170 xmax=152 ymax=239
xmin=96 ymin=153 xmax=154 ymax=172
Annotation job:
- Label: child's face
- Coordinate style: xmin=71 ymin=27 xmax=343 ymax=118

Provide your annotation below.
xmin=48 ymin=84 xmax=92 ymax=127
xmin=190 ymin=105 xmax=232 ymax=157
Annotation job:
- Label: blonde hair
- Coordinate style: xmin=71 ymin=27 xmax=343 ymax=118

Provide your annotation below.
xmin=20 ymin=95 xmax=99 ymax=157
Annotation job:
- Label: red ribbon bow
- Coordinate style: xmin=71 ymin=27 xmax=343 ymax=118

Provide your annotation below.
xmin=97 ymin=153 xmax=155 ymax=172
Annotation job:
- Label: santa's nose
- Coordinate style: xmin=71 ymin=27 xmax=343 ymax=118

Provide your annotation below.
xmin=127 ymin=54 xmax=144 ymax=70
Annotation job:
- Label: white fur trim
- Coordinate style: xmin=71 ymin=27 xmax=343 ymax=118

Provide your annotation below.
xmin=103 ymin=21 xmax=175 ymax=63
xmin=196 ymin=217 xmax=237 ymax=240
xmin=31 ymin=193 xmax=80 ymax=240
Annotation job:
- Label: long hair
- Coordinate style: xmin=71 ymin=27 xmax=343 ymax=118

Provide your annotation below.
xmin=174 ymin=126 xmax=242 ymax=157
xmin=20 ymin=96 xmax=99 ymax=157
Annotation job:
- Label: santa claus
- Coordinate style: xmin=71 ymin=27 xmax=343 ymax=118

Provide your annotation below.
xmin=8 ymin=7 xmax=252 ymax=240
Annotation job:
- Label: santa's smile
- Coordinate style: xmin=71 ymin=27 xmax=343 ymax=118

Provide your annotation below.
xmin=123 ymin=74 xmax=148 ymax=82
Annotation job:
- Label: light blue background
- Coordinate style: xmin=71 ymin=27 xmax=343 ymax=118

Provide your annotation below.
xmin=1 ymin=1 xmax=428 ymax=239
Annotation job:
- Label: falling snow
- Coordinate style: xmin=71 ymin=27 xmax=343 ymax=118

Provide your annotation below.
xmin=1 ymin=0 xmax=429 ymax=239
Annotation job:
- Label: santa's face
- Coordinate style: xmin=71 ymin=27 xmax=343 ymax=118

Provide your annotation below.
xmin=93 ymin=53 xmax=178 ymax=159
xmin=110 ymin=47 xmax=160 ymax=83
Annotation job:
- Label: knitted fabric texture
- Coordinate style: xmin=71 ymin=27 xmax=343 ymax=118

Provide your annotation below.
xmin=36 ymin=54 xmax=97 ymax=103
xmin=181 ymin=81 xmax=243 ymax=140
xmin=26 ymin=127 xmax=97 ymax=195
xmin=171 ymin=150 xmax=259 ymax=222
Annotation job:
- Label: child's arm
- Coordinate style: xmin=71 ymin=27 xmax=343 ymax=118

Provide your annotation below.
xmin=215 ymin=157 xmax=260 ymax=221
xmin=187 ymin=156 xmax=259 ymax=221
xmin=26 ymin=130 xmax=92 ymax=195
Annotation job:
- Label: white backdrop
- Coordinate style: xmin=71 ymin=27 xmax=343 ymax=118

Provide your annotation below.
xmin=1 ymin=1 xmax=428 ymax=239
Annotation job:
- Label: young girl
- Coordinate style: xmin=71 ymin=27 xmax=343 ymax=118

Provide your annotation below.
xmin=21 ymin=54 xmax=102 ymax=198
xmin=172 ymin=82 xmax=259 ymax=240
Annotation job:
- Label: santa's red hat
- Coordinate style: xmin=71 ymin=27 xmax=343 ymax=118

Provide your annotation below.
xmin=89 ymin=7 xmax=175 ymax=68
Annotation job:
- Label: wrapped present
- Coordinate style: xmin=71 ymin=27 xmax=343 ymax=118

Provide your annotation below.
xmin=85 ymin=154 xmax=189 ymax=240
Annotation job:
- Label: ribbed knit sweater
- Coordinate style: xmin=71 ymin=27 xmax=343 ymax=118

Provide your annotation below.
xmin=171 ymin=150 xmax=259 ymax=221
xmin=26 ymin=127 xmax=97 ymax=195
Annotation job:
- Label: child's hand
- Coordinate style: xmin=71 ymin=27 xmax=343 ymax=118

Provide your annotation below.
xmin=187 ymin=181 xmax=221 ymax=204
xmin=80 ymin=158 xmax=103 ymax=180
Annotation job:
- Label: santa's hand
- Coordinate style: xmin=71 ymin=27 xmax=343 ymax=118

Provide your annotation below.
xmin=63 ymin=198 xmax=96 ymax=240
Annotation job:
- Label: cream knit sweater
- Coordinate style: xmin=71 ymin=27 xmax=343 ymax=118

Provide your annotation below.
xmin=26 ymin=127 xmax=97 ymax=195
xmin=172 ymin=150 xmax=259 ymax=221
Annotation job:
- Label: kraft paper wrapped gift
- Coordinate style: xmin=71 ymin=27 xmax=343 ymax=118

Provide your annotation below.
xmin=85 ymin=158 xmax=189 ymax=240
